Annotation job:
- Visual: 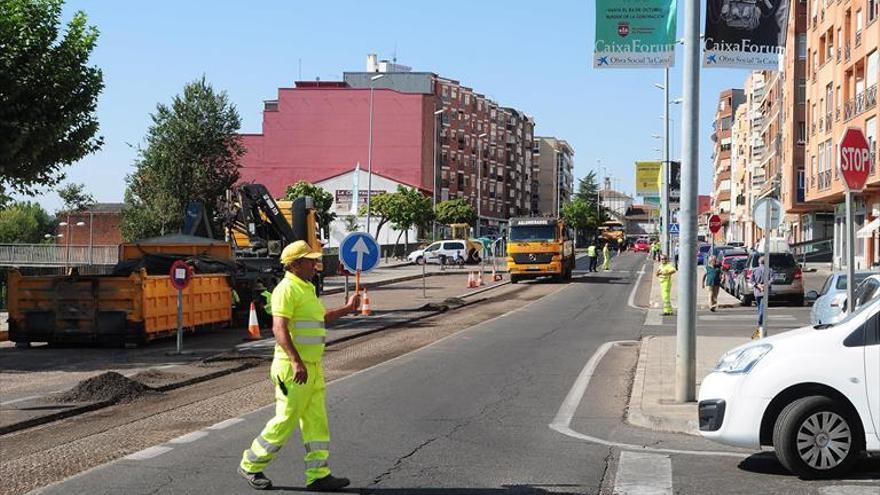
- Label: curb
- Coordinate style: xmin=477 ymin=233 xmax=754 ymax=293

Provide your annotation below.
xmin=625 ymin=336 xmax=700 ymax=436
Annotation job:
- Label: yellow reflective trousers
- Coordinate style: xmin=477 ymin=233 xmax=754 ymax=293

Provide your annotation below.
xmin=240 ymin=358 xmax=331 ymax=484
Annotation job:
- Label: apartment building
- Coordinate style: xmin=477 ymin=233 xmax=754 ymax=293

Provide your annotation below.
xmin=533 ymin=137 xmax=574 ymax=216
xmin=731 ymin=91 xmax=754 ymax=245
xmin=711 ymin=88 xmax=746 ymax=240
xmin=804 ymin=0 xmax=880 ymax=268
xmin=345 ymin=58 xmax=536 ymax=236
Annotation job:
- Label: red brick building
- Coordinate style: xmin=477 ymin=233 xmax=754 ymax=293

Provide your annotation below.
xmin=55 ymin=203 xmax=124 ymax=246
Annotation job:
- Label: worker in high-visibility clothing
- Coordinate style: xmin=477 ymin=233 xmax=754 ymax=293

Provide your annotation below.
xmin=586 ymin=243 xmax=598 ymax=272
xmin=602 ymin=243 xmax=611 ymax=271
xmin=656 ymin=253 xmax=677 ymax=316
xmin=238 ymin=241 xmax=360 ymax=492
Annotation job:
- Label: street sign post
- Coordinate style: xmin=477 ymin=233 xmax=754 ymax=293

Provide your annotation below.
xmin=838 ymin=128 xmax=873 ymax=315
xmin=168 ymin=260 xmax=192 ymax=355
xmin=340 ymin=232 xmax=380 ymax=311
xmin=668 ymin=223 xmax=680 ymax=235
xmin=752 ymin=197 xmax=782 ymax=339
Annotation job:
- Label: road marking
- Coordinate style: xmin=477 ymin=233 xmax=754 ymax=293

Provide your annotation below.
xmin=167 ymin=431 xmax=208 ymax=444
xmin=613 ymin=451 xmax=673 ymax=495
xmin=699 ymin=315 xmax=795 ymax=321
xmin=0 ymin=394 xmax=46 ymax=407
xmin=644 ymin=308 xmax=664 ymax=326
xmin=207 ymin=418 xmax=244 ymax=430
xmin=549 ymin=340 xmax=748 ymax=458
xmin=123 ymin=446 xmax=173 ymax=461
xmin=627 ymin=262 xmax=648 ymax=310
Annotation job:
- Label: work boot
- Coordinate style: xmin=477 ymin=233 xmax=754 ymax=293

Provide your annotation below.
xmin=238 ymin=467 xmax=273 ymax=490
xmin=306 ymin=474 xmax=350 ymax=492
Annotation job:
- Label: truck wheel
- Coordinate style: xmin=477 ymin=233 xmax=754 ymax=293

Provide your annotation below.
xmin=510 ymin=275 xmax=520 ymax=284
xmin=773 ymin=395 xmax=863 ymax=479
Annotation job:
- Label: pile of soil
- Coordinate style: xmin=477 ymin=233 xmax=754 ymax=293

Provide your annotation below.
xmin=54 ymin=372 xmax=153 ymax=404
xmin=129 ymin=369 xmax=186 ymax=384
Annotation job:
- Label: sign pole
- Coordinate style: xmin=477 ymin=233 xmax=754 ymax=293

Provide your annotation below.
xmin=422 ymin=256 xmax=427 ymax=298
xmin=344 ymin=273 xmax=350 ymax=303
xmin=845 ymin=191 xmax=855 ymax=314
xmin=761 ymin=199 xmax=772 ymax=339
xmin=176 ymin=288 xmax=183 ymax=354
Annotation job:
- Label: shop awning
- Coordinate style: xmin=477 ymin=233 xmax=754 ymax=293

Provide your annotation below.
xmin=857 ymin=217 xmax=880 ymax=238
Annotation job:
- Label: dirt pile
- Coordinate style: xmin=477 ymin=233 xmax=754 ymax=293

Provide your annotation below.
xmin=54 ymin=372 xmax=154 ymax=404
xmin=129 ymin=369 xmax=185 ymax=385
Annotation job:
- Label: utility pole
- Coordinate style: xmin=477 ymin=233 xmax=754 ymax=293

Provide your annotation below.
xmin=676 ymin=0 xmax=701 ymax=403
xmin=662 ymin=67 xmax=671 ymax=257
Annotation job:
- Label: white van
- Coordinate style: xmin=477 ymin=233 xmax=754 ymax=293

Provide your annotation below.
xmin=407 ymin=240 xmax=469 ymax=265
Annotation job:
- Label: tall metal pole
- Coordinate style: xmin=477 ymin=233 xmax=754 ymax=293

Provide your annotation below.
xmin=477 ymin=139 xmax=482 ymax=237
xmin=366 ymin=83 xmax=376 ymax=234
xmin=760 ymin=200 xmax=773 ymax=338
xmin=433 ymin=111 xmax=440 ymax=240
xmin=676 ymin=0 xmax=701 ymax=403
xmin=662 ymin=67 xmax=671 ymax=257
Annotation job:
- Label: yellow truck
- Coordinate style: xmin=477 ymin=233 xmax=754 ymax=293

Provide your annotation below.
xmin=506 ymin=217 xmax=575 ymax=283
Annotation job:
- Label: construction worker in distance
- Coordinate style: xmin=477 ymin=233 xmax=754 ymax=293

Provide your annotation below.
xmin=650 ymin=240 xmax=660 ymax=260
xmin=586 ymin=242 xmax=598 ymax=272
xmin=602 ymin=243 xmax=612 ymax=271
xmin=617 ymin=237 xmax=624 ymax=253
xmin=238 ymin=240 xmax=360 ymax=492
xmin=657 ymin=253 xmax=677 ymax=315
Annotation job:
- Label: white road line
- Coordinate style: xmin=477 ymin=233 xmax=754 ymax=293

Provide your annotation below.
xmin=613 ymin=451 xmax=673 ymax=495
xmin=819 ymin=486 xmax=880 ymax=494
xmin=123 ymin=446 xmax=173 ymax=461
xmin=207 ymin=418 xmax=244 ymax=430
xmin=627 ymin=262 xmax=647 ymax=310
xmin=167 ymin=431 xmax=208 ymax=444
xmin=549 ymin=340 xmax=748 ymax=458
xmin=0 ymin=394 xmax=46 ymax=407
xmin=699 ymin=315 xmax=795 ymax=321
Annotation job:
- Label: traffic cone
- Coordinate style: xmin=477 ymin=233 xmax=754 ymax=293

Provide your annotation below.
xmin=466 ymin=271 xmax=474 ymax=288
xmin=492 ymin=267 xmax=502 ymax=281
xmin=478 ymin=269 xmax=485 ymax=286
xmin=360 ymin=288 xmax=372 ymax=316
xmin=469 ymin=272 xmax=478 ymax=288
xmin=246 ymin=302 xmax=261 ymax=340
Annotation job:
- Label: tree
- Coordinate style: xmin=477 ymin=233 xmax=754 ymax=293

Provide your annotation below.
xmin=340 ymin=215 xmax=359 ymax=234
xmin=358 ymin=192 xmax=395 ymax=239
xmin=0 ymin=201 xmax=53 ymax=243
xmin=387 ymin=186 xmax=433 ymax=253
xmin=0 ymin=0 xmax=104 ymax=203
xmin=282 ymin=181 xmax=336 ymax=240
xmin=434 ymin=199 xmax=476 ymax=226
xmin=561 ymin=198 xmax=591 ymax=247
xmin=120 ymin=77 xmax=244 ymax=241
xmin=57 ymin=182 xmax=95 ymax=213
xmin=573 ymin=171 xmax=609 ymax=238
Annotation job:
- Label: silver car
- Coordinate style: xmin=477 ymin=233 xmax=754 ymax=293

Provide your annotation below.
xmin=808 ymin=271 xmax=877 ymax=325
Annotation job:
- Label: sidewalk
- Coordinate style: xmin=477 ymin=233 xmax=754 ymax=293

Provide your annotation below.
xmin=627 ymin=335 xmax=749 ymax=435
xmin=647 ymin=261 xmax=739 ymax=312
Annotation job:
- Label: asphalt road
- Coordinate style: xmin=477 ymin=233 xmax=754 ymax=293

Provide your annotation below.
xmin=29 ymin=253 xmax=879 ymax=495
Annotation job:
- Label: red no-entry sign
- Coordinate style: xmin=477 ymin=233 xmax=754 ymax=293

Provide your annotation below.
xmin=708 ymin=214 xmax=722 ymax=234
xmin=838 ymin=128 xmax=872 ymax=192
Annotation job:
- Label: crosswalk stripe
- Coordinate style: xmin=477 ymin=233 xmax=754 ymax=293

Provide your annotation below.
xmin=613 ymin=451 xmax=672 ymax=495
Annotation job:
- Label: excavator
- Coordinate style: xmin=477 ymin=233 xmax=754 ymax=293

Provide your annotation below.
xmin=184 ymin=183 xmax=323 ymax=324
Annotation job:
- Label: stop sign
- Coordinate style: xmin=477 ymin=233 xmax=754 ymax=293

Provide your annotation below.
xmin=838 ymin=128 xmax=873 ymax=192
xmin=708 ymin=214 xmax=722 ymax=234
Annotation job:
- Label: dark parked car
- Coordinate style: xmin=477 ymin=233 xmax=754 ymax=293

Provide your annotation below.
xmin=720 ymin=252 xmax=749 ymax=294
xmin=734 ymin=251 xmax=805 ymax=306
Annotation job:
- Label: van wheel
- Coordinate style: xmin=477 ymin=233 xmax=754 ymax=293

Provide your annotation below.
xmin=773 ymin=395 xmax=863 ymax=479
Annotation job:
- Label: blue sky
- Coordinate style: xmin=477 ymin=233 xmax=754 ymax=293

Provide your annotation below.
xmin=32 ymin=0 xmax=754 ymax=212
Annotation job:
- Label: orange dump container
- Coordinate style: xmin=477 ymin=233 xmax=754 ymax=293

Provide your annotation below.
xmin=8 ymin=269 xmax=232 ymax=346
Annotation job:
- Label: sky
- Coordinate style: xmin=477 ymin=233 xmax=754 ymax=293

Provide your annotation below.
xmin=27 ymin=0 xmax=756 ymax=212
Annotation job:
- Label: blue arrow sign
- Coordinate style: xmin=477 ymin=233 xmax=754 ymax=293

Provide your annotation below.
xmin=340 ymin=232 xmax=380 ymax=273
xmin=668 ymin=223 xmax=680 ymax=235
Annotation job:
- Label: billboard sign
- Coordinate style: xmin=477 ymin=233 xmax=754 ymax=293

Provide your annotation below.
xmin=635 ymin=161 xmax=662 ymax=196
xmin=703 ymin=0 xmax=791 ymax=70
xmin=655 ymin=160 xmax=681 ymax=204
xmin=594 ymin=0 xmax=678 ymax=68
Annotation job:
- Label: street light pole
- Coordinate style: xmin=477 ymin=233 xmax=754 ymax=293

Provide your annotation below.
xmin=477 ymin=133 xmax=487 ymax=237
xmin=676 ymin=0 xmax=701 ymax=403
xmin=365 ymin=73 xmax=384 ymax=235
xmin=432 ymin=109 xmax=444 ymax=240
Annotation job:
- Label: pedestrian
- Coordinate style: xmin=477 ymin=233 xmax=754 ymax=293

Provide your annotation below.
xmin=617 ymin=237 xmax=624 ymax=253
xmin=657 ymin=254 xmax=677 ymax=315
xmin=750 ymin=255 xmax=772 ymax=339
xmin=238 ymin=240 xmax=360 ymax=492
xmin=702 ymin=255 xmax=722 ymax=312
xmin=602 ymin=243 xmax=611 ymax=271
xmin=587 ymin=242 xmax=598 ymax=272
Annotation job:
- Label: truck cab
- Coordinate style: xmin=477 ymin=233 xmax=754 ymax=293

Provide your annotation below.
xmin=506 ymin=217 xmax=575 ymax=283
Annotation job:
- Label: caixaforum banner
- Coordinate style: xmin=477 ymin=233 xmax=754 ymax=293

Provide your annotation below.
xmin=594 ymin=0 xmax=677 ymax=69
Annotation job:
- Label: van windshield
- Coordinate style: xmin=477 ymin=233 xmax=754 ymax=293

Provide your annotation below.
xmin=510 ymin=225 xmax=556 ymax=242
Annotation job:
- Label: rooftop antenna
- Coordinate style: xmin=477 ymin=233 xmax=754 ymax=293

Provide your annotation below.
xmin=392 ymin=43 xmax=397 ymax=63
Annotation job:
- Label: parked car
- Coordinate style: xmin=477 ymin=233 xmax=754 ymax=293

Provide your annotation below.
xmin=698 ymin=295 xmax=880 ymax=478
xmin=632 ymin=238 xmax=651 ymax=253
xmin=720 ymin=252 xmax=749 ymax=294
xmin=809 ymin=271 xmax=876 ymax=326
xmin=407 ymin=239 xmax=469 ymax=265
xmin=727 ymin=241 xmax=745 ymax=248
xmin=697 ymin=243 xmax=712 ymax=265
xmin=734 ymin=251 xmax=804 ymax=306
xmin=711 ymin=244 xmax=735 ymax=259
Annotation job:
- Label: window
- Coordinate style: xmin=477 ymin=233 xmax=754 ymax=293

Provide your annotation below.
xmin=797 ymin=34 xmax=807 ymax=59
xmin=443 ymin=242 xmax=465 ymax=251
xmin=797 ymin=79 xmax=806 ymax=103
xmin=797 ymin=121 xmax=806 ymax=143
xmin=867 ymin=117 xmax=877 ymax=171
xmin=868 ymin=50 xmax=878 ymax=87
xmin=871 ymin=0 xmax=878 ymax=23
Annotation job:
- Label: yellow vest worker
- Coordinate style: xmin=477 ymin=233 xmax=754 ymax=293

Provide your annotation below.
xmin=586 ymin=245 xmax=596 ymax=257
xmin=602 ymin=244 xmax=611 ymax=270
xmin=657 ymin=256 xmax=677 ymax=315
xmin=239 ymin=241 xmax=359 ymax=492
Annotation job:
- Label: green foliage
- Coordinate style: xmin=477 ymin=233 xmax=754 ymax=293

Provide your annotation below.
xmin=0 ymin=0 xmax=104 ymax=202
xmin=340 ymin=215 xmax=359 ymax=233
xmin=358 ymin=192 xmax=395 ymax=238
xmin=57 ymin=182 xmax=95 ymax=213
xmin=386 ymin=186 xmax=433 ymax=250
xmin=282 ymin=181 xmax=336 ymax=239
xmin=573 ymin=170 xmax=609 ymax=227
xmin=434 ymin=199 xmax=476 ymax=226
xmin=562 ymin=198 xmax=592 ymax=232
xmin=0 ymin=201 xmax=53 ymax=243
xmin=121 ymin=77 xmax=244 ymax=241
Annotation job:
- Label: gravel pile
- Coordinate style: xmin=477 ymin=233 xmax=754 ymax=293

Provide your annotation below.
xmin=129 ymin=369 xmax=185 ymax=385
xmin=54 ymin=372 xmax=153 ymax=404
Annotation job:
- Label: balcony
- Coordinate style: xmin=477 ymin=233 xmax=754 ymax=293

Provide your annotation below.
xmin=844 ymin=84 xmax=878 ymax=121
